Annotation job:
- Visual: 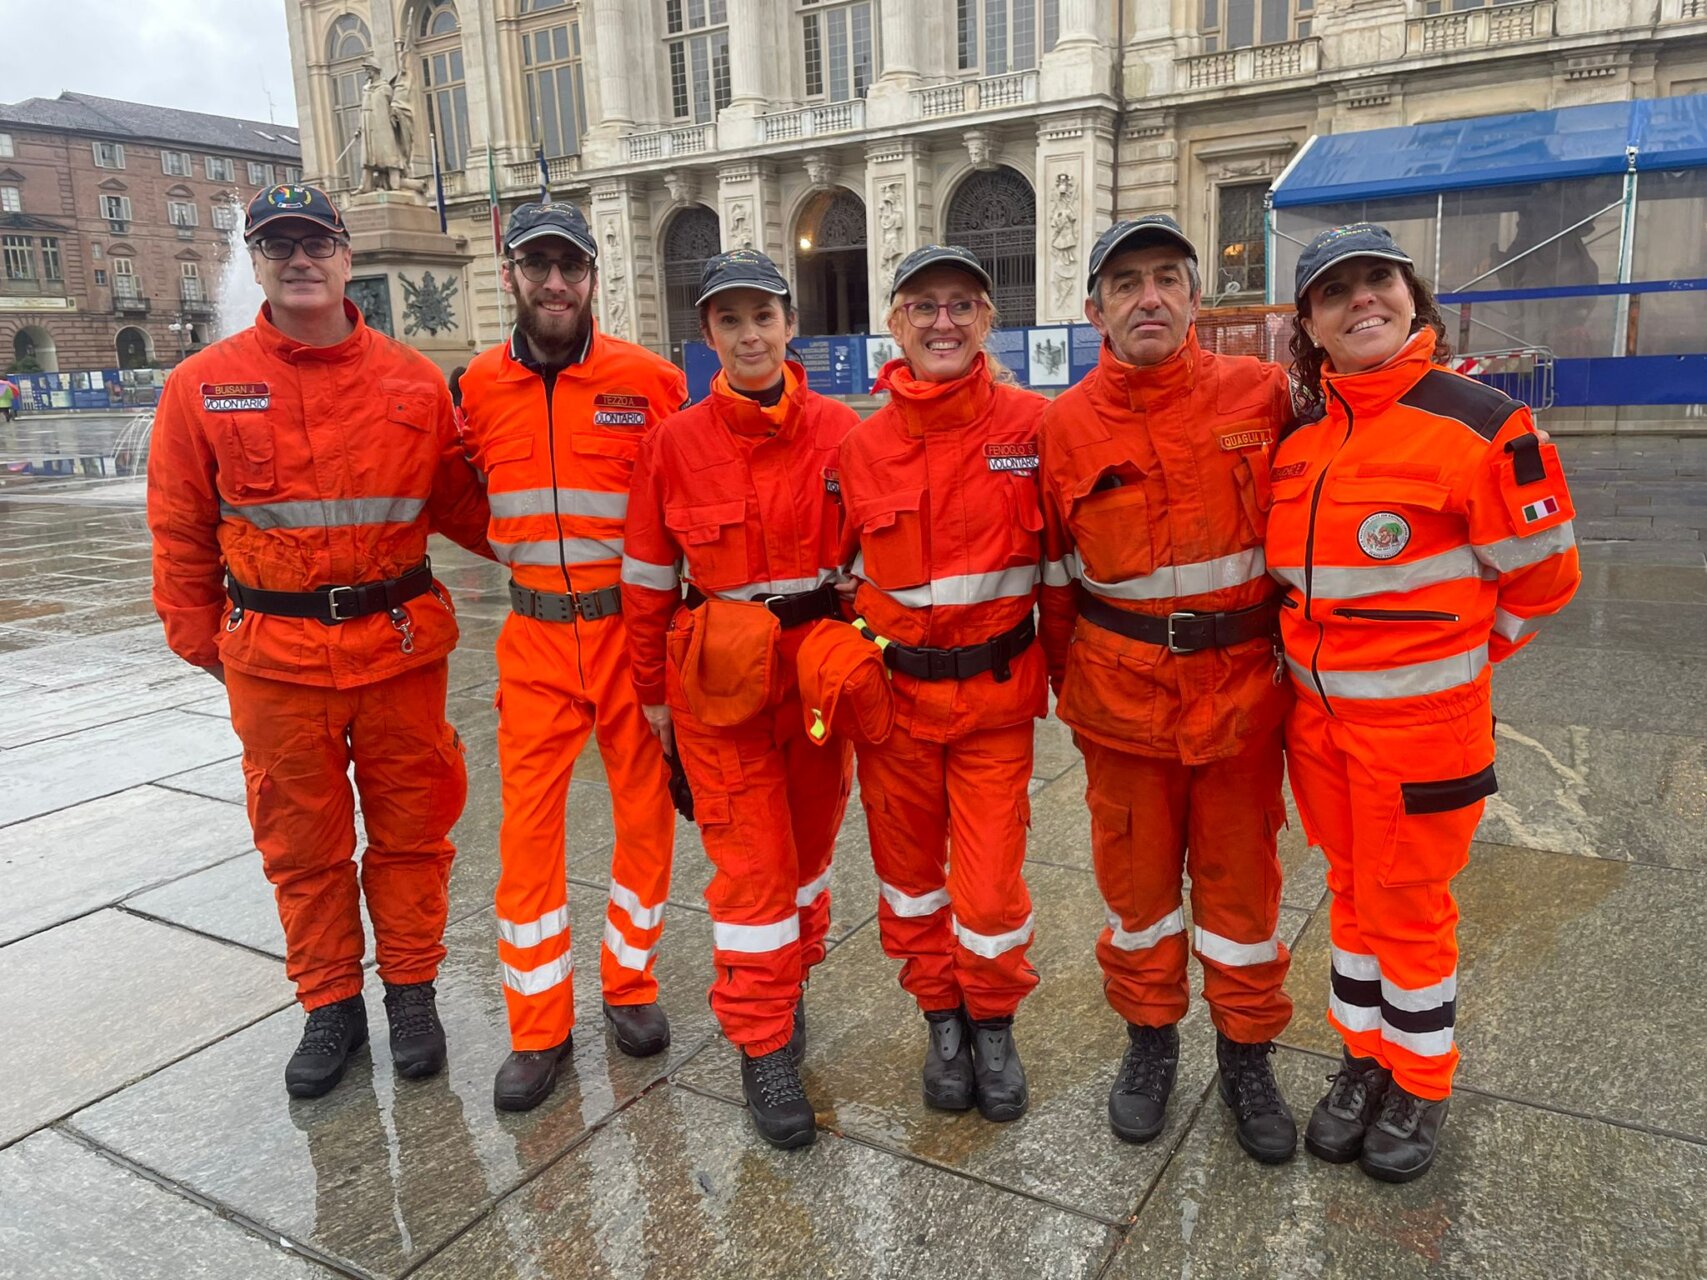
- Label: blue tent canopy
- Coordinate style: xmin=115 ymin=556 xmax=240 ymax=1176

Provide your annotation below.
xmin=1272 ymin=94 xmax=1707 ymax=208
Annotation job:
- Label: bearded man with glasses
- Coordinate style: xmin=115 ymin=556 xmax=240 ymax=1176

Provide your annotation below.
xmin=147 ymin=183 xmax=495 ymax=1099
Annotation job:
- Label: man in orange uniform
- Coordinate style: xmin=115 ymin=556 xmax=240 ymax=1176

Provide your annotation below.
xmin=458 ymin=203 xmax=686 ymax=1113
xmin=148 ymin=184 xmax=493 ymax=1099
xmin=1037 ymin=215 xmax=1299 ymax=1162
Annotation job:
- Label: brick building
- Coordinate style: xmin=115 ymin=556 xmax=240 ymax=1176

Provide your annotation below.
xmin=0 ymin=92 xmax=303 ymax=375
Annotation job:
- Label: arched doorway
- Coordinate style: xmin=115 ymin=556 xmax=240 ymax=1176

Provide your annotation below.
xmin=10 ymin=325 xmax=58 ymax=373
xmin=116 ymin=327 xmax=154 ymax=370
xmin=945 ymin=166 xmax=1037 ymax=327
xmin=795 ymin=188 xmax=867 ymax=336
xmin=661 ymin=205 xmax=721 ymax=361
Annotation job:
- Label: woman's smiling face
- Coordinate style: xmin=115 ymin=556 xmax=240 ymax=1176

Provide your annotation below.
xmin=1303 ymin=257 xmax=1417 ymax=374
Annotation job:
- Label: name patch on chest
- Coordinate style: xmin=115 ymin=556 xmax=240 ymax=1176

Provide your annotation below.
xmin=592 ymin=410 xmax=647 ymax=427
xmin=1270 ymin=461 xmax=1308 ymax=481
xmin=986 ymin=441 xmax=1039 ymax=473
xmin=594 ymin=393 xmax=648 ymax=411
xmin=1218 ymin=428 xmax=1273 ymax=451
xmin=202 ymin=382 xmax=270 ymax=412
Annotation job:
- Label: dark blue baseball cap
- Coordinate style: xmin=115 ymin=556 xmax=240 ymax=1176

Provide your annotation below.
xmin=889 ymin=244 xmax=992 ymax=300
xmin=695 ymin=249 xmax=791 ymax=306
xmin=504 ymin=201 xmax=597 ymax=259
xmin=244 ymin=184 xmax=346 ymax=241
xmin=1295 ymin=222 xmax=1414 ymax=298
xmin=1086 ymin=215 xmax=1197 ymax=290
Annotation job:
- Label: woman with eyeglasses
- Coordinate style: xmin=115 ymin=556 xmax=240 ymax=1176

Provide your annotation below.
xmin=623 ymin=249 xmax=860 ymax=1150
xmin=836 ymin=245 xmax=1048 ymax=1122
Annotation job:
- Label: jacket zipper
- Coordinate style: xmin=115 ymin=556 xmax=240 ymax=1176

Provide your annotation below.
xmin=1302 ymin=383 xmax=1355 ymax=716
xmin=537 ymin=362 xmax=589 ymax=687
xmin=1333 ymin=607 xmax=1460 ymax=622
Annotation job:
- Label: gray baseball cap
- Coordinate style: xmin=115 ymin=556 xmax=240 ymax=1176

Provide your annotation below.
xmin=1295 ymin=222 xmax=1414 ymax=297
xmin=1087 ymin=215 xmax=1197 ymax=290
xmin=889 ymin=244 xmax=992 ymax=300
xmin=503 ymin=201 xmax=597 ymax=259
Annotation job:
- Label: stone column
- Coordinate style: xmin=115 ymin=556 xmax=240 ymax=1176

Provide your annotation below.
xmin=864 ymin=0 xmax=924 ymax=129
xmin=590 ymin=0 xmax=636 ymax=126
xmin=1035 ymin=110 xmax=1116 ymax=323
xmin=863 ymin=137 xmax=932 ymax=330
xmin=718 ymin=160 xmax=782 ymax=262
xmin=1039 ymin=0 xmax=1113 ymax=101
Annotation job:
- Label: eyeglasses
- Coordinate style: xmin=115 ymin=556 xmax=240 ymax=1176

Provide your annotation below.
xmin=900 ymin=298 xmax=986 ymax=329
xmin=253 ymin=234 xmax=344 ymax=261
xmin=509 ymin=254 xmax=592 ymax=284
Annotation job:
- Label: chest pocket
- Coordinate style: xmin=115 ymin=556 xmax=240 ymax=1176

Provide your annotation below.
xmin=1327 ymin=473 xmax=1452 ymax=513
xmin=857 ymin=488 xmax=927 ymax=589
xmin=481 ymin=431 xmax=535 ymax=476
xmin=666 ymin=499 xmax=750 ymax=592
xmin=573 ymin=417 xmax=645 ymax=463
xmin=381 ymin=380 xmax=433 ymax=434
xmin=220 ymin=416 xmax=277 ymax=498
xmin=1068 ymin=463 xmax=1152 ymax=586
xmin=1327 ymin=472 xmax=1455 ymax=562
xmin=1004 ymin=478 xmax=1045 ymax=565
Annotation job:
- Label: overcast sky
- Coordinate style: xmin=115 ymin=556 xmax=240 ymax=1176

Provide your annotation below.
xmin=0 ymin=0 xmax=298 ymax=126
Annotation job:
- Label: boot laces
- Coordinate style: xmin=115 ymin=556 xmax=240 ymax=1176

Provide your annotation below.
xmin=1376 ymin=1084 xmax=1427 ymax=1135
xmin=750 ymin=1049 xmax=807 ymax=1107
xmin=1115 ymin=1027 xmax=1173 ymax=1100
xmin=1225 ymin=1041 xmax=1286 ymax=1116
xmin=296 ymin=1003 xmax=355 ymax=1058
xmin=385 ymin=984 xmax=440 ymax=1040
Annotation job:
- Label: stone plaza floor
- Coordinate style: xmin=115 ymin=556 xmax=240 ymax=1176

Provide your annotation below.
xmin=1 ymin=435 xmax=1704 ymax=1278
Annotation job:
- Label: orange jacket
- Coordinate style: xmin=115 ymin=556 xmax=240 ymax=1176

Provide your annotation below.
xmin=1037 ymin=331 xmax=1293 ymax=764
xmin=458 ymin=325 xmax=686 ymax=596
xmin=838 ymin=355 xmax=1049 ymax=742
xmin=147 ymin=301 xmax=492 ymax=688
xmin=623 ymin=363 xmax=859 ymax=707
xmin=1266 ymin=330 xmax=1580 ymax=725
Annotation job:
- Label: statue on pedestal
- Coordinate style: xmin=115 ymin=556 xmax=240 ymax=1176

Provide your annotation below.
xmin=358 ymin=60 xmax=426 ymax=195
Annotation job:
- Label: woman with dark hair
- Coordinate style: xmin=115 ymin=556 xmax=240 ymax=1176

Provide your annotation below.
xmin=622 ymin=250 xmax=859 ymax=1151
xmin=836 ymin=245 xmax=1049 ymax=1123
xmin=1267 ymin=223 xmax=1580 ymax=1182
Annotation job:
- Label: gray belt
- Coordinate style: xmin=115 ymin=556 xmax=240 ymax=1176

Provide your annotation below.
xmin=508 ymin=580 xmax=623 ymax=622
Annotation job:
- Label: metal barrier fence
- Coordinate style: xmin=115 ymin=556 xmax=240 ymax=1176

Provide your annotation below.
xmin=1450 ymin=348 xmax=1556 ymax=413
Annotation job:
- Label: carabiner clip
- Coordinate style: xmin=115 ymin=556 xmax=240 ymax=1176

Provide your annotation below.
xmin=389 ymin=606 xmax=416 ymax=655
xmin=1271 ymin=641 xmax=1285 ymax=687
xmin=225 ymin=606 xmax=245 ymax=633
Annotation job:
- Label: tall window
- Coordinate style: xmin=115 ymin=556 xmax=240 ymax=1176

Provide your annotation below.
xmin=327 ymin=14 xmax=372 ymax=190
xmin=93 ymin=141 xmax=125 ymax=168
xmin=3 ymin=236 xmax=33 ymax=281
xmin=41 ymin=237 xmax=62 ymax=282
xmin=212 ymin=202 xmax=238 ymax=231
xmin=181 ymin=262 xmax=203 ymax=301
xmin=205 ymin=156 xmax=235 ymax=181
xmin=161 ymin=150 xmax=191 ymax=176
xmin=1214 ymin=182 xmax=1268 ymax=296
xmin=248 ymin=161 xmax=274 ymax=186
xmin=100 ymin=194 xmax=132 ymax=231
xmin=168 ymin=200 xmax=199 ymax=228
xmin=801 ymin=1 xmax=873 ymax=102
xmin=0 ymin=187 xmax=18 ymax=213
xmin=1200 ymin=0 xmax=1312 ymax=51
xmin=946 ymin=166 xmax=1036 ymax=325
xmin=957 ymin=0 xmax=1060 ymax=73
xmin=418 ymin=0 xmax=472 ymax=171
xmin=111 ymin=257 xmax=138 ymax=298
xmin=666 ymin=0 xmax=731 ymax=123
xmin=0 ymin=134 xmax=12 ymax=157
xmin=523 ymin=15 xmax=587 ymax=159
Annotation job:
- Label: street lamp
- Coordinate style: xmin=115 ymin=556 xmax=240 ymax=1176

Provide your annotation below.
xmin=167 ymin=316 xmax=188 ymax=363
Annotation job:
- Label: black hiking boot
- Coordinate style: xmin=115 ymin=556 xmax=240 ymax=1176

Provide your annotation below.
xmin=969 ymin=1017 xmax=1029 ymax=1122
xmin=1305 ymin=1049 xmax=1392 ymax=1163
xmin=383 ymin=981 xmax=446 ymax=1079
xmin=1359 ymin=1084 xmax=1450 ymax=1183
xmin=741 ymin=1046 xmax=816 ymax=1149
xmin=493 ymin=1034 xmax=574 ymax=1113
xmin=921 ymin=1007 xmax=975 ymax=1112
xmin=1108 ymin=1022 xmax=1180 ymax=1144
xmin=603 ymin=1001 xmax=671 ymax=1058
xmin=1215 ymin=1033 xmax=1298 ymax=1164
xmin=285 ymin=995 xmax=368 ymax=1098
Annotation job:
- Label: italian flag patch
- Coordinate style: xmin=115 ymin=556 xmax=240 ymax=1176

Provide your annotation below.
xmin=1521 ymin=495 xmax=1559 ymax=523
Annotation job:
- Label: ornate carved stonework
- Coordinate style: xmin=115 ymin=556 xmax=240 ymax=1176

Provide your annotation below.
xmin=877 ymin=181 xmax=905 ymax=285
xmin=965 ymin=129 xmax=997 ymax=171
xmin=1048 ymin=172 xmax=1079 ymax=312
xmin=803 ymin=152 xmax=833 ymax=191
xmin=400 ymin=271 xmax=458 ymax=337
xmin=600 ymin=216 xmax=630 ymax=339
xmin=346 ymin=276 xmax=393 ymax=336
xmin=663 ymin=171 xmax=698 ymax=206
xmin=729 ymin=201 xmax=755 ymax=251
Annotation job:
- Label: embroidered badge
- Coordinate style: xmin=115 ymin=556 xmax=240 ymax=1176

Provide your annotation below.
xmin=594 ymin=392 xmax=648 ymax=411
xmin=1218 ymin=429 xmax=1273 ymax=451
xmin=201 ymin=382 xmax=270 ymax=412
xmin=592 ymin=410 xmax=647 ymax=427
xmin=985 ymin=441 xmax=1039 ymax=473
xmin=1521 ymin=494 xmax=1559 ymax=524
xmin=1271 ymin=461 xmax=1307 ymax=481
xmin=823 ymin=467 xmax=841 ymax=496
xmin=1358 ymin=511 xmax=1411 ymax=560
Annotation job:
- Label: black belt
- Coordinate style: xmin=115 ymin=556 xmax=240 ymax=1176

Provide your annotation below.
xmin=226 ymin=560 xmax=433 ymax=624
xmin=683 ymin=581 xmax=840 ymax=630
xmin=1078 ymin=588 xmax=1276 ymax=654
xmin=509 ymin=581 xmax=622 ymax=622
xmin=862 ymin=614 xmax=1035 ymax=684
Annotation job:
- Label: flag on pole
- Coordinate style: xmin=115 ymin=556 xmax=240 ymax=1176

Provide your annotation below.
xmin=536 ymin=144 xmax=550 ymax=202
xmin=487 ymin=147 xmax=502 ymax=258
xmin=429 ymin=131 xmax=447 ymax=234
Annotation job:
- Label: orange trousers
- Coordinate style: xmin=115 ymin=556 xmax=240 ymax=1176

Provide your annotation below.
xmin=495 ymin=612 xmax=675 ymax=1052
xmin=227 ymin=660 xmax=466 ymax=1010
xmin=856 ymin=722 xmax=1040 ymax=1022
xmin=1285 ymin=697 xmax=1493 ymax=1100
xmin=1083 ymin=727 xmax=1292 ymax=1043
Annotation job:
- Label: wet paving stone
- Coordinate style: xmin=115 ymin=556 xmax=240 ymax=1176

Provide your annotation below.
xmin=152 ymin=759 xmax=247 ymax=804
xmin=1492 ymin=643 xmax=1707 ymax=737
xmin=0 ymin=664 xmax=219 ymax=750
xmin=1105 ymin=1049 xmax=1707 ymax=1280
xmin=1526 ymin=598 xmax=1707 ymax=654
xmin=1573 ymin=561 xmax=1707 ymax=605
xmin=1 ymin=909 xmax=291 ymax=1145
xmin=1281 ymin=841 xmax=1707 ymax=1139
xmin=123 ymin=851 xmax=298 ymax=959
xmin=414 ymin=1085 xmax=1117 ymax=1280
xmin=68 ymin=903 xmax=721 ymax=1278
xmin=0 ymin=1129 xmax=332 ymax=1279
xmin=0 ymin=786 xmax=256 ymax=945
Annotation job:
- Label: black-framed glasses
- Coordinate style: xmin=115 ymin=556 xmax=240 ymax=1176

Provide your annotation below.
xmin=900 ymin=298 xmax=986 ymax=329
xmin=253 ymin=234 xmax=345 ymax=261
xmin=509 ymin=254 xmax=592 ymax=284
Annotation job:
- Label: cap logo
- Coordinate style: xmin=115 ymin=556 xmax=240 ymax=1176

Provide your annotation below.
xmin=266 ymin=185 xmax=312 ymax=210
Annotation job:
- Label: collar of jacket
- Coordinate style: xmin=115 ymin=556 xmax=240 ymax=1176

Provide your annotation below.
xmin=1319 ymin=328 xmax=1437 ymax=421
xmin=875 ymin=351 xmax=995 ymax=435
xmin=501 ymin=320 xmax=595 ymax=381
xmin=1095 ymin=325 xmax=1203 ymax=411
xmin=254 ymin=298 xmax=366 ymax=363
xmin=708 ymin=360 xmax=807 ymax=438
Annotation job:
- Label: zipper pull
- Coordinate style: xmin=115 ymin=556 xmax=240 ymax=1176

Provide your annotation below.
xmin=1272 ymin=641 xmax=1285 ymax=686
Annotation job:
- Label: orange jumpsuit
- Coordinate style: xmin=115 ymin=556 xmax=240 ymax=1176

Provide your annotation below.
xmin=458 ymin=326 xmax=685 ymax=1052
xmin=1038 ymin=331 xmax=1295 ymax=1043
xmin=623 ymin=364 xmax=859 ymax=1056
xmin=839 ymin=355 xmax=1047 ymax=1021
xmin=147 ymin=300 xmax=493 ymax=1010
xmin=1267 ymin=331 xmax=1580 ymax=1100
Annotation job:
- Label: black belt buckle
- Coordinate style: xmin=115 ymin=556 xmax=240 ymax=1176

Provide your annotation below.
xmin=1165 ymin=610 xmax=1200 ymax=655
xmin=325 ymin=585 xmax=358 ymax=623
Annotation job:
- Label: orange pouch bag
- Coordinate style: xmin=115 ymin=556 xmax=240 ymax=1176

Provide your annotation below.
xmin=679 ymin=599 xmax=781 ymax=727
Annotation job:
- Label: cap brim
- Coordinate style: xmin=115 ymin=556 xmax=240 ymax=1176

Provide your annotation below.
xmin=694 ymin=279 xmax=791 ymax=307
xmin=244 ymin=210 xmax=344 ymax=240
xmin=1088 ymin=226 xmax=1198 ymax=287
xmin=1296 ymin=249 xmax=1414 ymax=297
xmin=889 ymin=257 xmax=993 ymax=300
xmin=506 ymin=225 xmax=598 ymax=258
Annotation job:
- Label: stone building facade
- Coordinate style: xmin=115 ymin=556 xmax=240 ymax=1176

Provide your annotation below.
xmin=0 ymin=93 xmax=303 ymax=374
xmin=283 ymin=0 xmax=1707 ymax=357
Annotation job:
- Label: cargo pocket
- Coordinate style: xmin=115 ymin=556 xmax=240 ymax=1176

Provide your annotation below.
xmin=1379 ymin=764 xmax=1497 ymax=888
xmin=222 ymin=417 xmax=276 ymax=497
xmin=1087 ymin=792 xmax=1135 ymax=908
xmin=666 ymin=499 xmax=750 ymax=592
xmin=858 ymin=488 xmax=927 ymax=590
xmin=1069 ymin=467 xmax=1152 ymax=585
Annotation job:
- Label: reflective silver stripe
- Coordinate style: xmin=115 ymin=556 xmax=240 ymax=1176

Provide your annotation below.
xmin=602 ymin=919 xmax=658 ymax=972
xmin=1493 ymin=607 xmax=1541 ymax=642
xmin=953 ymin=912 xmax=1034 ymax=959
xmin=1331 ymin=945 xmax=1381 ymax=982
xmin=609 ymin=879 xmax=664 ymax=932
xmin=1474 ymin=519 xmax=1576 ymax=573
xmin=1271 ymin=545 xmax=1486 ymax=601
xmin=795 ymin=866 xmax=833 ymax=908
xmin=712 ymin=914 xmax=800 ymax=954
xmin=879 ymin=882 xmax=951 ymax=919
xmin=1382 ymin=971 xmax=1457 ymax=1014
xmin=491 ymin=535 xmax=624 ymax=565
xmin=490 ymin=487 xmax=628 ymax=519
xmin=219 ymin=496 xmax=425 ymax=529
xmin=711 ymin=568 xmax=837 ymax=601
xmin=1080 ymin=546 xmax=1266 ymax=602
xmin=1194 ymin=925 xmax=1280 ymax=968
xmin=497 ymin=904 xmax=570 ymax=950
xmin=1381 ymin=1021 xmax=1455 ymax=1057
xmin=1041 ymin=558 xmax=1073 ymax=587
xmin=1304 ymin=643 xmax=1489 ymax=701
xmin=876 ymin=564 xmax=1040 ymax=609
xmin=501 ymin=949 xmax=573 ymax=997
xmin=1330 ymin=990 xmax=1381 ymax=1033
xmin=621 ymin=555 xmax=680 ymax=590
xmin=1106 ymin=906 xmax=1185 ymax=952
